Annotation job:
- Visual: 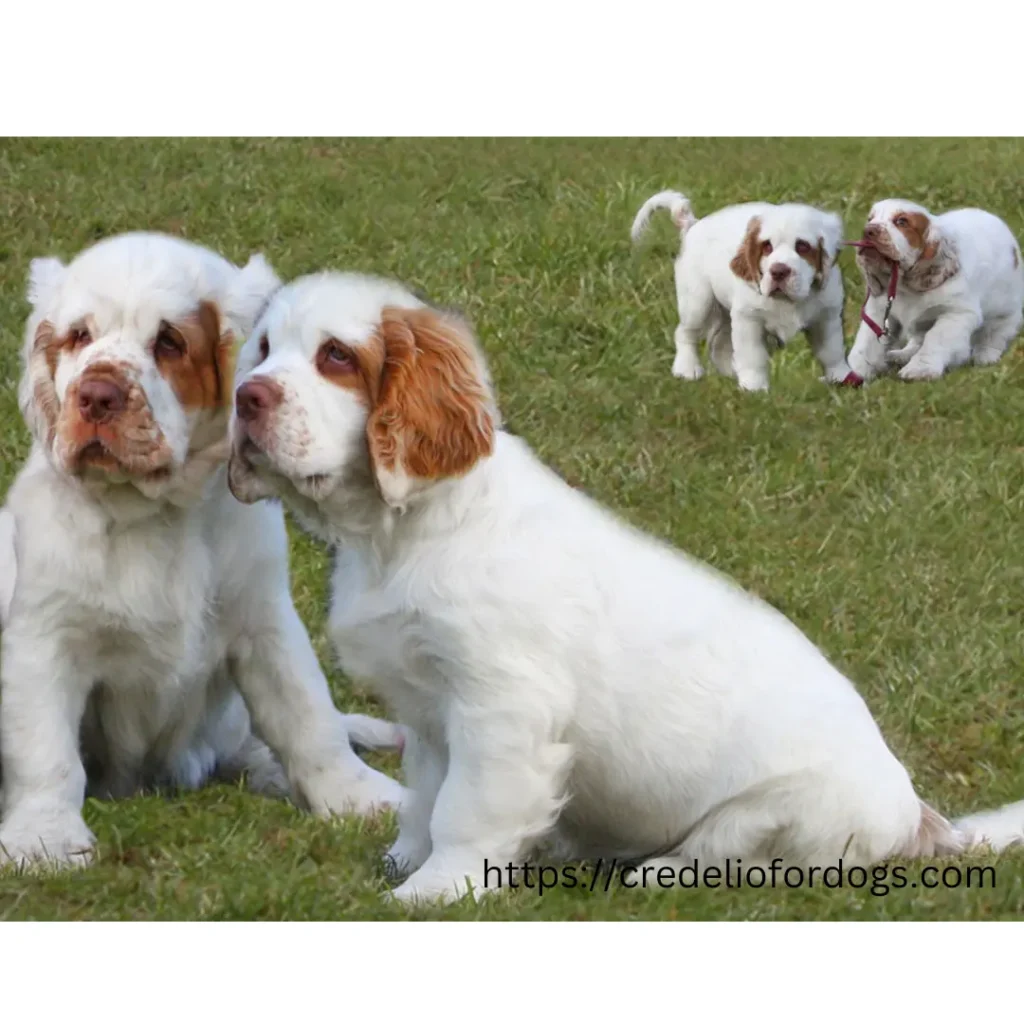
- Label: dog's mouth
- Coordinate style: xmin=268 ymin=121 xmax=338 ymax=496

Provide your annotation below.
xmin=229 ymin=434 xmax=335 ymax=502
xmin=72 ymin=438 xmax=173 ymax=483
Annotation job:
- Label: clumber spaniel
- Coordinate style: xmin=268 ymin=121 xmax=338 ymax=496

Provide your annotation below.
xmin=847 ymin=200 xmax=1024 ymax=381
xmin=225 ymin=268 xmax=1022 ymax=903
xmin=632 ymin=191 xmax=861 ymax=391
xmin=0 ymin=234 xmax=404 ymax=868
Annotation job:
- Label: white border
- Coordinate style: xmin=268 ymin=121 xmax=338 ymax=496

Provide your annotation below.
xmin=2 ymin=1 xmax=1021 ymax=134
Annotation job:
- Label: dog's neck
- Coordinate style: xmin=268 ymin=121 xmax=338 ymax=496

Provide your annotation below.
xmin=312 ymin=434 xmax=509 ymax=565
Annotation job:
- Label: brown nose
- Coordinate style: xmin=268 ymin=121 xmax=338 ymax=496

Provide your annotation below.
xmin=78 ymin=377 xmax=126 ymax=424
xmin=236 ymin=378 xmax=281 ymax=424
xmin=769 ymin=263 xmax=792 ymax=282
xmin=864 ymin=223 xmax=880 ymax=239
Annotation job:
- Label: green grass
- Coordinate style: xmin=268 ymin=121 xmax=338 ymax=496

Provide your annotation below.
xmin=2 ymin=138 xmax=1024 ymax=920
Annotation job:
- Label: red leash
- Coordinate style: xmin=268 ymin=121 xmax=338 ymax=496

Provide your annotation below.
xmin=845 ymin=240 xmax=899 ymax=340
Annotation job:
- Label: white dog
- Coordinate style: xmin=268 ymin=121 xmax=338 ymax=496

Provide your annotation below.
xmin=847 ymin=199 xmax=1024 ymax=382
xmin=226 ymin=268 xmax=1023 ymax=904
xmin=632 ymin=191 xmax=859 ymax=391
xmin=0 ymin=234 xmax=405 ymax=868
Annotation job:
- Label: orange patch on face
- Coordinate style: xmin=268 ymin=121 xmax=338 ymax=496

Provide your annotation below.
xmin=894 ymin=212 xmax=933 ymax=258
xmin=366 ymin=306 xmax=494 ymax=482
xmin=729 ymin=217 xmax=764 ymax=284
xmin=315 ymin=333 xmax=384 ymax=408
xmin=797 ymin=237 xmax=827 ymax=280
xmin=155 ymin=301 xmax=234 ymax=411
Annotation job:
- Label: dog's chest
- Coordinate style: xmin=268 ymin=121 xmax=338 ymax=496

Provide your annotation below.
xmin=761 ymin=300 xmax=810 ymax=344
xmin=79 ymin=519 xmax=220 ymax=688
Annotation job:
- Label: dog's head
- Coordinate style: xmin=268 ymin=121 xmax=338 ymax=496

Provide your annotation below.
xmin=228 ymin=272 xmax=497 ymax=515
xmin=729 ymin=204 xmax=843 ymax=302
xmin=20 ymin=233 xmax=280 ymax=501
xmin=858 ymin=199 xmax=959 ymax=291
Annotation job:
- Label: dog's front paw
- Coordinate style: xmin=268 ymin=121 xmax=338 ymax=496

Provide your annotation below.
xmin=388 ymin=869 xmax=484 ymax=906
xmin=297 ymin=760 xmax=407 ymax=818
xmin=736 ymin=372 xmax=770 ymax=392
xmin=899 ymin=357 xmax=946 ymax=382
xmin=847 ymin=345 xmax=884 ymax=382
xmin=0 ymin=808 xmax=96 ymax=870
xmin=384 ymin=832 xmax=432 ymax=880
xmin=671 ymin=352 xmax=705 ymax=381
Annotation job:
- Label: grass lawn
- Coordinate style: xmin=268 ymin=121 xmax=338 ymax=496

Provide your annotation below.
xmin=1 ymin=137 xmax=1023 ymax=920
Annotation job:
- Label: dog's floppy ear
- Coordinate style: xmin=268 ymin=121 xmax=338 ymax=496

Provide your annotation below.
xmin=366 ymin=306 xmax=496 ymax=510
xmin=906 ymin=218 xmax=960 ymax=292
xmin=729 ymin=216 xmax=763 ymax=285
xmin=18 ymin=319 xmax=62 ymax=449
xmin=223 ymin=254 xmax=282 ymax=339
xmin=813 ymin=211 xmax=844 ymax=287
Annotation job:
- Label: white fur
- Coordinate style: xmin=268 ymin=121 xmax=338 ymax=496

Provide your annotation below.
xmin=229 ymin=270 xmax=1023 ymax=904
xmin=0 ymin=235 xmax=404 ymax=870
xmin=633 ymin=192 xmax=851 ymax=391
xmin=848 ymin=200 xmax=1024 ymax=381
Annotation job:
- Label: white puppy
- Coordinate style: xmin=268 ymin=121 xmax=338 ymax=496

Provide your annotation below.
xmin=847 ymin=199 xmax=1024 ymax=381
xmin=227 ymin=269 xmax=1023 ymax=904
xmin=0 ymin=234 xmax=404 ymax=868
xmin=632 ymin=191 xmax=859 ymax=391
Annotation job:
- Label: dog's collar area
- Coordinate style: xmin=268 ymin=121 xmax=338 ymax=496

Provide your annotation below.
xmin=845 ymin=240 xmax=899 ymax=340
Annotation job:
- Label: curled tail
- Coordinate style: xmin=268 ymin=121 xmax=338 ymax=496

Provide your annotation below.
xmin=630 ymin=190 xmax=697 ymax=243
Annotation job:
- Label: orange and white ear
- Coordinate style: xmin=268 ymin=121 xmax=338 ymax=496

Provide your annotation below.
xmin=907 ymin=220 xmax=961 ymax=291
xmin=223 ymin=254 xmax=282 ymax=339
xmin=366 ymin=306 xmax=497 ymax=510
xmin=810 ymin=212 xmax=844 ymax=286
xmin=729 ymin=216 xmax=763 ymax=285
xmin=18 ymin=318 xmax=62 ymax=449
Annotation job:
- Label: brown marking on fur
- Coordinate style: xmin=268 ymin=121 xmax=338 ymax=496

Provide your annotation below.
xmin=366 ymin=306 xmax=494 ymax=483
xmin=729 ymin=217 xmax=764 ymax=285
xmin=30 ymin=319 xmax=63 ymax=446
xmin=315 ymin=334 xmax=385 ymax=408
xmin=894 ymin=211 xmax=932 ymax=257
xmin=58 ymin=360 xmax=172 ymax=477
xmin=797 ymin=236 xmax=829 ymax=287
xmin=155 ymin=301 xmax=235 ymax=411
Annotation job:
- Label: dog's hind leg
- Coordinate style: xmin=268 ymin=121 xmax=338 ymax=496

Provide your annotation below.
xmin=671 ymin=270 xmax=714 ymax=381
xmin=972 ymin=311 xmax=1023 ymax=366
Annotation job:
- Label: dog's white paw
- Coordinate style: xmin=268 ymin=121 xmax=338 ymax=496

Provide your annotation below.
xmin=0 ymin=808 xmax=96 ymax=870
xmin=388 ymin=869 xmax=483 ymax=906
xmin=383 ymin=832 xmax=432 ymax=880
xmin=899 ymin=357 xmax=945 ymax=382
xmin=298 ymin=760 xmax=406 ymax=818
xmin=671 ymin=353 xmax=705 ymax=381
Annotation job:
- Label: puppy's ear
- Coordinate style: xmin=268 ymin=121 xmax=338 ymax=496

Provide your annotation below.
xmin=224 ymin=254 xmax=282 ymax=339
xmin=814 ymin=212 xmax=844 ymax=286
xmin=366 ymin=306 xmax=496 ymax=510
xmin=907 ymin=218 xmax=961 ymax=291
xmin=18 ymin=319 xmax=62 ymax=449
xmin=729 ymin=216 xmax=763 ymax=285
xmin=27 ymin=257 xmax=66 ymax=308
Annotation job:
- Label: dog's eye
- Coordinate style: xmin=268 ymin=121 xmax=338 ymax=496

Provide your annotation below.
xmin=894 ymin=216 xmax=909 ymax=228
xmin=258 ymin=336 xmax=269 ymax=363
xmin=69 ymin=326 xmax=92 ymax=348
xmin=794 ymin=240 xmax=812 ymax=256
xmin=761 ymin=240 xmax=773 ymax=255
xmin=154 ymin=323 xmax=186 ymax=359
xmin=317 ymin=340 xmax=356 ymax=374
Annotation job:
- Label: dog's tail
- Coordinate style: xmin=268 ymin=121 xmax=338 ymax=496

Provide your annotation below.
xmin=899 ymin=798 xmax=1024 ymax=858
xmin=630 ymin=190 xmax=697 ymax=243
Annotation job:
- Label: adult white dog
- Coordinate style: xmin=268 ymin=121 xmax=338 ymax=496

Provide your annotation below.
xmin=0 ymin=234 xmax=404 ymax=868
xmin=847 ymin=199 xmax=1024 ymax=381
xmin=227 ymin=269 xmax=1023 ymax=904
xmin=632 ymin=191 xmax=860 ymax=391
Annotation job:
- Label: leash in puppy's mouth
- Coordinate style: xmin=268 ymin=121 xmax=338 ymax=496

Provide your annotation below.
xmin=845 ymin=240 xmax=899 ymax=342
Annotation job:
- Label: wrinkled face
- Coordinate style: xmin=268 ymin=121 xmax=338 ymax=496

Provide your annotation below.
xmin=729 ymin=205 xmax=843 ymax=301
xmin=860 ymin=199 xmax=936 ymax=268
xmin=228 ymin=272 xmax=496 ymax=513
xmin=20 ymin=235 xmax=278 ymax=498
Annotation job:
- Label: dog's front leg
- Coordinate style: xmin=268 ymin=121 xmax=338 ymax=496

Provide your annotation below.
xmin=806 ymin=310 xmax=854 ymax=383
xmin=847 ymin=298 xmax=891 ymax=381
xmin=730 ymin=313 xmax=771 ymax=392
xmin=390 ymin=707 xmax=571 ymax=905
xmin=384 ymin=729 xmax=446 ymax=879
xmin=0 ymin=625 xmax=96 ymax=868
xmin=232 ymin=597 xmax=405 ymax=817
xmin=900 ymin=308 xmax=981 ymax=381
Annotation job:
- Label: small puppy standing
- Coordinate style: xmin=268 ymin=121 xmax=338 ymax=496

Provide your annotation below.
xmin=632 ymin=191 xmax=858 ymax=391
xmin=228 ymin=269 xmax=1023 ymax=905
xmin=0 ymin=234 xmax=403 ymax=868
xmin=847 ymin=199 xmax=1024 ymax=381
